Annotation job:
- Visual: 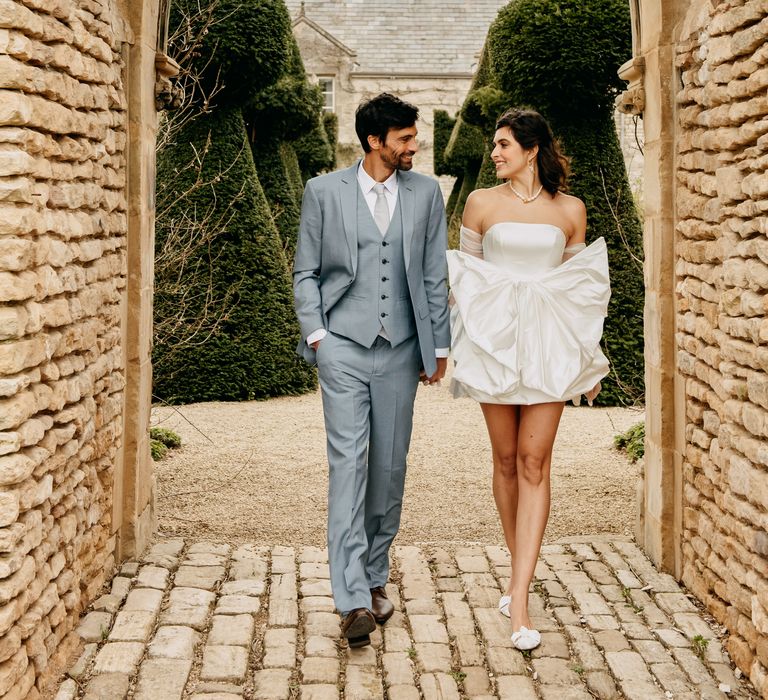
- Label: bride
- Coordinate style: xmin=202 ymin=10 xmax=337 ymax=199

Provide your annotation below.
xmin=447 ymin=108 xmax=610 ymax=651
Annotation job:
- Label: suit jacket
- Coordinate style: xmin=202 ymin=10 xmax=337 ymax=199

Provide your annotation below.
xmin=293 ymin=161 xmax=450 ymax=377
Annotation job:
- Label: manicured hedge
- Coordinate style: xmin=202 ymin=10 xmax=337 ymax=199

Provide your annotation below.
xmin=447 ymin=166 xmax=479 ymax=250
xmin=294 ymin=112 xmax=336 ymax=181
xmin=445 ymin=173 xmax=464 ymax=223
xmin=156 ymin=0 xmax=318 ymax=402
xmin=248 ymin=34 xmax=322 ymax=141
xmin=460 ymin=42 xmax=507 ymax=132
xmin=475 ymin=145 xmax=499 ymax=190
xmin=433 ymin=110 xmax=458 ymax=177
xmin=171 ymin=0 xmax=292 ymax=107
xmin=441 ymin=39 xmax=496 ymax=244
xmin=251 ymin=136 xmax=304 ymax=259
xmin=282 ymin=142 xmax=304 ymax=201
xmin=488 ymin=0 xmax=643 ymax=404
xmin=322 ymin=111 xmax=338 ymax=172
xmin=489 ymin=0 xmax=630 ymax=122
xmin=154 ymin=107 xmax=315 ymax=403
xmin=442 ymin=0 xmax=644 ymax=404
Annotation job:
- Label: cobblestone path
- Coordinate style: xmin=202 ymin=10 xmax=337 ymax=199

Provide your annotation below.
xmin=55 ymin=537 xmax=756 ymax=700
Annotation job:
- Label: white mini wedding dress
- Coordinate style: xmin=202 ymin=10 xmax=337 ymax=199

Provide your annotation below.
xmin=447 ymin=222 xmax=610 ymax=405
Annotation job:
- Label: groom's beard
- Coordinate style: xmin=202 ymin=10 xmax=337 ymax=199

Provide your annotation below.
xmin=381 ymin=150 xmax=415 ymax=171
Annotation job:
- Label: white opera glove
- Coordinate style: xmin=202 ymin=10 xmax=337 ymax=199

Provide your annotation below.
xmin=562 ymin=242 xmax=586 ymax=263
xmin=460 ymin=226 xmax=484 ymax=259
xmin=450 ymin=225 xmax=484 ymax=307
xmin=572 ymin=381 xmax=602 ymax=407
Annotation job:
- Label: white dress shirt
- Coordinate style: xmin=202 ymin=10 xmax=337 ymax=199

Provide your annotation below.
xmin=307 ymin=162 xmax=448 ymax=360
xmin=357 ymin=160 xmax=398 ymax=225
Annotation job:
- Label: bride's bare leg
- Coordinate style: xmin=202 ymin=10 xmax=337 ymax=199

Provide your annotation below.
xmin=480 ymin=403 xmax=520 ymax=594
xmin=509 ymin=402 xmax=564 ymax=631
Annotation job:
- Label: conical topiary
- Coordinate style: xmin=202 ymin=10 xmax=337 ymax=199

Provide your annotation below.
xmin=154 ymin=108 xmax=315 ymax=402
xmin=488 ymin=0 xmax=644 ymax=405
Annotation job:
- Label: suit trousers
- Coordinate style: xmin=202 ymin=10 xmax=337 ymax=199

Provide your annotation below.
xmin=316 ymin=331 xmax=421 ymax=615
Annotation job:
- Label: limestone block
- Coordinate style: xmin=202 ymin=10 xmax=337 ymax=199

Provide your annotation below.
xmin=0 ymin=270 xmax=37 ymax=302
xmin=0 ymin=236 xmax=34 ymax=271
xmin=743 ymin=171 xmax=768 ymax=199
xmin=0 ymin=306 xmax=27 ymax=341
xmin=0 ymin=646 xmax=27 ymax=696
xmin=716 ymin=166 xmax=746 ymax=202
xmin=0 ymin=491 xmax=20 ymax=528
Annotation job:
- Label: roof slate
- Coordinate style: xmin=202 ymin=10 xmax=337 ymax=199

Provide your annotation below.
xmin=286 ymin=0 xmax=509 ymax=74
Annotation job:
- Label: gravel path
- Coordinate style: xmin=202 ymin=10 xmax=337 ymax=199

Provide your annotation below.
xmin=153 ymin=368 xmax=643 ymax=547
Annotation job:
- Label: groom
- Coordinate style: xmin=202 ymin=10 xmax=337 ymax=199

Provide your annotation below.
xmin=293 ymin=93 xmax=450 ymax=647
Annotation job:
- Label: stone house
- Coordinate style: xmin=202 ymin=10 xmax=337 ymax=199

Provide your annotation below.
xmin=618 ymin=1 xmax=768 ymax=695
xmin=284 ymin=0 xmax=512 ymax=193
xmin=286 ymin=0 xmax=644 ymax=196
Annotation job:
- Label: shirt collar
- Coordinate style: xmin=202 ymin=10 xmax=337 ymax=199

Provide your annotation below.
xmin=357 ymin=161 xmax=398 ymax=195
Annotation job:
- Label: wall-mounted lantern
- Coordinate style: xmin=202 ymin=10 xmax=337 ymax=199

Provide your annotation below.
xmin=616 ymin=0 xmax=644 ymax=116
xmin=155 ymin=0 xmax=182 ymax=110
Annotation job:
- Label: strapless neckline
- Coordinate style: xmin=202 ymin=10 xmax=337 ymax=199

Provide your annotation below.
xmin=485 ymin=221 xmax=566 ymax=239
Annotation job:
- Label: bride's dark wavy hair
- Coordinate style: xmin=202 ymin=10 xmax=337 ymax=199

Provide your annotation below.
xmin=495 ymin=108 xmax=569 ymax=195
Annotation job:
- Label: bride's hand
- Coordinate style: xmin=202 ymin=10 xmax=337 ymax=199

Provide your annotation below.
xmin=585 ymin=381 xmax=602 ymax=406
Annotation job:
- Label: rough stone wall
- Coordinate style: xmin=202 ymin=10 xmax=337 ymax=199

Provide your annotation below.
xmin=0 ymin=0 xmax=131 ymax=696
xmin=675 ymin=1 xmax=768 ymax=694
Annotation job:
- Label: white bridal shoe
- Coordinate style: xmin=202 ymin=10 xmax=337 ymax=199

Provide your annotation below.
xmin=511 ymin=626 xmax=541 ymax=651
xmin=498 ymin=595 xmax=511 ymax=618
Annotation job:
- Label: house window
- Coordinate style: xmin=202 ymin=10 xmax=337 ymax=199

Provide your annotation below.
xmin=318 ymin=77 xmax=335 ymax=113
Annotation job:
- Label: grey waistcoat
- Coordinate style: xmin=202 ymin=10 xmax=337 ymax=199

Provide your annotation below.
xmin=326 ymin=186 xmax=416 ymax=348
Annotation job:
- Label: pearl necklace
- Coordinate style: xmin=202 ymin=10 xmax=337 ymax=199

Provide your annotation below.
xmin=507 ymin=180 xmax=543 ymax=204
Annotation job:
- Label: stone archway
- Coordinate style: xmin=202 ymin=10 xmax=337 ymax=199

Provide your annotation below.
xmin=623 ymin=0 xmax=768 ymax=691
xmin=618 ymin=0 xmax=688 ymax=577
xmin=0 ymin=0 xmax=167 ymax=694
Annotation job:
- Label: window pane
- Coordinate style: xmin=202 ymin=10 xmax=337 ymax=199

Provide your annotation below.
xmin=318 ymin=78 xmax=334 ymax=113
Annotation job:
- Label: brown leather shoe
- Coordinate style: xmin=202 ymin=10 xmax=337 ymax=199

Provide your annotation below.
xmin=370 ymin=586 xmax=394 ymax=624
xmin=340 ymin=608 xmax=375 ymax=645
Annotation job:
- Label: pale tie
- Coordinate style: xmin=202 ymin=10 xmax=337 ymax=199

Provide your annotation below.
xmin=373 ymin=183 xmax=390 ymax=235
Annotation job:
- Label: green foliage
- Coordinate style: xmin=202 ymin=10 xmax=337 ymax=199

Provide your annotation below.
xmin=443 ymin=42 xmax=491 ymax=170
xmin=248 ymin=34 xmax=323 ymax=141
xmin=252 ymin=137 xmax=303 ymax=259
xmin=462 ymin=85 xmax=509 ymax=131
xmin=294 ymin=112 xmax=336 ymax=181
xmin=444 ymin=116 xmax=485 ymax=172
xmin=692 ymin=635 xmax=709 ymax=660
xmin=445 ymin=174 xmax=464 ymax=223
xmin=150 ymin=439 xmax=168 ymax=461
xmin=475 ymin=145 xmax=499 ymax=190
xmin=154 ymin=106 xmax=316 ymax=403
xmin=447 ymin=166 xmax=479 ymax=250
xmin=172 ymin=0 xmax=292 ymax=107
xmin=489 ymin=0 xmax=632 ymax=121
xmin=282 ymin=142 xmax=304 ymax=202
xmin=433 ymin=110 xmax=457 ymax=177
xmin=614 ymin=421 xmax=645 ymax=463
xmin=559 ymin=119 xmax=645 ymax=404
xmin=322 ymin=112 xmax=339 ymax=171
xmin=461 ymin=41 xmax=508 ymax=132
xmin=150 ymin=427 xmax=182 ymax=449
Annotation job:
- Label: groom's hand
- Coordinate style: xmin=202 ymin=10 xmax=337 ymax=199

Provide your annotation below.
xmin=420 ymin=357 xmax=447 ymax=385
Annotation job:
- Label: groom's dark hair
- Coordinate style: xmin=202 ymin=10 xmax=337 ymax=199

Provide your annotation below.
xmin=355 ymin=93 xmax=419 ymax=153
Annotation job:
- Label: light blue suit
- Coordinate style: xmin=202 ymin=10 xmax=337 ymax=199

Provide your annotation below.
xmin=293 ymin=162 xmax=449 ymax=614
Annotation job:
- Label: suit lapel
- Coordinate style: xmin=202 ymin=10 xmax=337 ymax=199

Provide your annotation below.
xmin=339 ymin=163 xmax=360 ymax=276
xmin=399 ymin=171 xmax=415 ymax=270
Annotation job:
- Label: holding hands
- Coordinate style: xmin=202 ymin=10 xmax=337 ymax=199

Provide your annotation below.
xmin=420 ymin=357 xmax=447 ymax=386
